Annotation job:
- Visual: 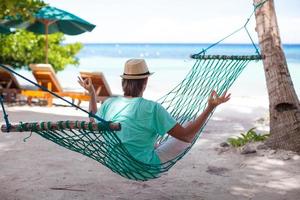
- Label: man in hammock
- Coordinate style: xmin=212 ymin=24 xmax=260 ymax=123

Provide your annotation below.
xmin=78 ymin=59 xmax=230 ymax=164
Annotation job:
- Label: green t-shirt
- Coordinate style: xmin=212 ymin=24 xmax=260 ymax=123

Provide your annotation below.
xmin=96 ymin=96 xmax=177 ymax=165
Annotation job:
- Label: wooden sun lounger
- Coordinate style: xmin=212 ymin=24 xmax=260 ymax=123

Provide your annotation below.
xmin=80 ymin=71 xmax=112 ymax=102
xmin=0 ymin=65 xmax=50 ymax=104
xmin=0 ymin=66 xmax=21 ymax=103
xmin=27 ymin=64 xmax=91 ymax=107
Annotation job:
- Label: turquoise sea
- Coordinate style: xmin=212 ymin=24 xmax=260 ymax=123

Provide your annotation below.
xmin=19 ymin=43 xmax=300 ymax=100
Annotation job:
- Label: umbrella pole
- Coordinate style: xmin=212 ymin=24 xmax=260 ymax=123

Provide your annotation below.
xmin=45 ymin=22 xmax=49 ymax=64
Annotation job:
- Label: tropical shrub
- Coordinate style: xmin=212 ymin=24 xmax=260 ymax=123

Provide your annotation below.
xmin=0 ymin=30 xmax=83 ymax=72
xmin=0 ymin=0 xmax=45 ymax=20
xmin=227 ymin=128 xmax=270 ymax=147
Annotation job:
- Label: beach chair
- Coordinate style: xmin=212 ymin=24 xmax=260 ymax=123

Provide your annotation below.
xmin=0 ymin=65 xmax=50 ymax=105
xmin=25 ymin=64 xmax=90 ymax=106
xmin=80 ymin=71 xmax=112 ymax=102
xmin=0 ymin=66 xmax=21 ymax=103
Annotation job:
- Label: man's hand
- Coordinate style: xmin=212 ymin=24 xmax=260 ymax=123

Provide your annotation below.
xmin=208 ymin=90 xmax=231 ymax=108
xmin=78 ymin=77 xmax=95 ymax=94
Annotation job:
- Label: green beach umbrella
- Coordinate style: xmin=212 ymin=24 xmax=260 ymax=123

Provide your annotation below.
xmin=26 ymin=6 xmax=96 ymax=63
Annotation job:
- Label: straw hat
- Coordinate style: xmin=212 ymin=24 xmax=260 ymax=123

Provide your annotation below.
xmin=121 ymin=59 xmax=154 ymax=79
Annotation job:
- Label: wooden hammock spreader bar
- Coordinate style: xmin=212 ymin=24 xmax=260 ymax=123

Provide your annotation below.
xmin=190 ymin=54 xmax=263 ymax=60
xmin=1 ymin=120 xmax=121 ymax=133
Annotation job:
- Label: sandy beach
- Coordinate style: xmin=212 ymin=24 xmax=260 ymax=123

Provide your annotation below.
xmin=0 ymin=95 xmax=299 ymax=200
xmin=1 ymin=0 xmax=299 ymax=199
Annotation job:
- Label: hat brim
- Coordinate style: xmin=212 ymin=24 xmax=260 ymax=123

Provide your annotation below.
xmin=120 ymin=72 xmax=154 ymax=79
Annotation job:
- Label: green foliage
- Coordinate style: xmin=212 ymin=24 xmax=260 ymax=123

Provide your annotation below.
xmin=0 ymin=30 xmax=83 ymax=72
xmin=0 ymin=0 xmax=45 ymax=20
xmin=227 ymin=128 xmax=270 ymax=147
xmin=0 ymin=1 xmax=83 ymax=72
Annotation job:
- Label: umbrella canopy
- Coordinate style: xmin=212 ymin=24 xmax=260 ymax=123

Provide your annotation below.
xmin=26 ymin=6 xmax=96 ymax=63
xmin=27 ymin=6 xmax=95 ymax=35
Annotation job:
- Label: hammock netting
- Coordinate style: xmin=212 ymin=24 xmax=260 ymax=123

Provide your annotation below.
xmin=1 ymin=54 xmax=261 ymax=181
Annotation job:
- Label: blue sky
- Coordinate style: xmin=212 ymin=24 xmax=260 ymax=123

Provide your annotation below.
xmin=45 ymin=0 xmax=299 ymax=44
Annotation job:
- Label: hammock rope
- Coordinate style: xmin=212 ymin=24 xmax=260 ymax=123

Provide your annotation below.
xmin=0 ymin=0 xmax=268 ymax=181
xmin=1 ymin=55 xmax=261 ymax=181
xmin=0 ymin=96 xmax=10 ymax=131
xmin=193 ymin=0 xmax=269 ymax=57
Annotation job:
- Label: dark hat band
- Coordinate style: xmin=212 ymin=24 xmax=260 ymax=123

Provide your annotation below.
xmin=123 ymin=71 xmax=150 ymax=76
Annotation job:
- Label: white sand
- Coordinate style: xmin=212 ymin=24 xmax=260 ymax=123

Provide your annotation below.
xmin=0 ymin=96 xmax=300 ymax=200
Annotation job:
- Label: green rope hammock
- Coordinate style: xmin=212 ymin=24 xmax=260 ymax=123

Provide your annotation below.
xmin=1 ymin=54 xmax=261 ymax=181
xmin=0 ymin=0 xmax=268 ymax=182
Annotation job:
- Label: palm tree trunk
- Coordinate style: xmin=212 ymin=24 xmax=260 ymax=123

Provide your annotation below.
xmin=253 ymin=0 xmax=300 ymax=153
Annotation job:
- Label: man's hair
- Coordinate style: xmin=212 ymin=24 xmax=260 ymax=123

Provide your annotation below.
xmin=122 ymin=78 xmax=147 ymax=97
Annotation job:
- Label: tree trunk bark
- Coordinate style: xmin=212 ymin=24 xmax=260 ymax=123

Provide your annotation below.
xmin=253 ymin=0 xmax=300 ymax=153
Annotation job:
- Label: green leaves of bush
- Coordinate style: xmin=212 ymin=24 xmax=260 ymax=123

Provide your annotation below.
xmin=0 ymin=0 xmax=45 ymax=20
xmin=227 ymin=128 xmax=270 ymax=147
xmin=0 ymin=30 xmax=83 ymax=72
xmin=0 ymin=1 xmax=82 ymax=72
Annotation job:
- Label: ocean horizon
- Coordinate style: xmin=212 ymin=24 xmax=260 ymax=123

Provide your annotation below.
xmin=66 ymin=42 xmax=300 ymax=46
xmin=17 ymin=43 xmax=300 ymax=101
xmin=77 ymin=43 xmax=300 ymax=59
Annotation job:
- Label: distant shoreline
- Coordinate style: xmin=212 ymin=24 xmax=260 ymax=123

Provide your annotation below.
xmin=63 ymin=42 xmax=300 ymax=46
